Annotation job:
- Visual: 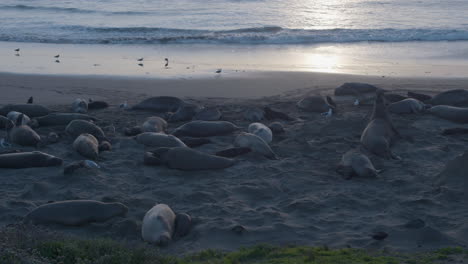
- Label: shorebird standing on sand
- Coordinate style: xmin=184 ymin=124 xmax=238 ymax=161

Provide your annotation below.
xmin=14 ymin=48 xmax=20 ymax=56
xmin=54 ymin=54 xmax=60 ymax=58
xmin=138 ymin=63 xmax=144 ymax=67
xmin=137 ymin=58 xmax=144 ymax=62
xmin=216 ymin=69 xmax=222 ymax=74
xmin=165 ymin=58 xmax=169 ymax=68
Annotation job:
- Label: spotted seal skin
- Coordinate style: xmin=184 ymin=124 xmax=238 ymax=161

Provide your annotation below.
xmin=72 ymin=98 xmax=88 ymax=114
xmin=132 ymin=96 xmax=185 ymax=112
xmin=35 ymin=113 xmax=96 ymax=126
xmin=136 ymin=132 xmax=187 ymax=148
xmin=6 ymin=114 xmax=41 ymax=146
xmin=234 ymin=132 xmax=277 ymax=159
xmin=172 ymin=121 xmax=240 ymax=137
xmin=247 ymin=122 xmax=273 ymax=143
xmin=141 ymin=117 xmax=167 ymax=133
xmin=337 ymin=149 xmax=379 ymax=179
xmin=0 ymin=151 xmax=62 ymax=168
xmin=144 ymin=147 xmax=235 ymax=170
xmin=66 ymin=120 xmax=106 ymax=141
xmin=430 ymin=89 xmax=468 ymax=107
xmin=73 ymin=134 xmax=99 ymax=160
xmin=0 ymin=104 xmax=51 ymax=117
xmin=24 ymin=200 xmax=128 ymax=226
xmin=428 ymin=105 xmax=468 ymax=123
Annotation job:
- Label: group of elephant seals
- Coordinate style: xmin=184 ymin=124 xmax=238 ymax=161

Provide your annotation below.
xmin=72 ymin=98 xmax=88 ymax=114
xmin=73 ymin=134 xmax=99 ymax=160
xmin=132 ymin=96 xmax=185 ymax=112
xmin=142 ymin=116 xmax=167 ymax=133
xmin=388 ymin=98 xmax=426 ymax=114
xmin=247 ymin=123 xmax=273 ymax=143
xmin=334 ymin=82 xmax=378 ymax=96
xmin=0 ymin=104 xmax=51 ymax=117
xmin=0 ymin=151 xmax=62 ymax=168
xmin=136 ymin=132 xmax=187 ymax=148
xmin=428 ymin=105 xmax=468 ymax=123
xmin=360 ymin=90 xmax=400 ymax=159
xmin=35 ymin=113 xmax=96 ymax=126
xmin=24 ymin=200 xmax=128 ymax=226
xmin=172 ymin=121 xmax=240 ymax=137
xmin=337 ymin=149 xmax=379 ymax=179
xmin=430 ymin=89 xmax=468 ymax=106
xmin=66 ymin=120 xmax=106 ymax=141
xmin=297 ymin=96 xmax=336 ymax=113
xmin=141 ymin=204 xmax=192 ymax=246
xmin=234 ymin=132 xmax=277 ymax=159
xmin=6 ymin=114 xmax=41 ymax=146
xmin=144 ymin=147 xmax=235 ymax=170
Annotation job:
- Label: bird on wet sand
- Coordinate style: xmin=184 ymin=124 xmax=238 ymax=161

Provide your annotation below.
xmin=55 ymin=60 xmax=60 ymax=63
xmin=137 ymin=58 xmax=144 ymax=62
xmin=216 ymin=69 xmax=222 ymax=74
xmin=54 ymin=54 xmax=60 ymax=58
xmin=165 ymin=58 xmax=169 ymax=67
xmin=14 ymin=48 xmax=20 ymax=52
xmin=138 ymin=63 xmax=144 ymax=67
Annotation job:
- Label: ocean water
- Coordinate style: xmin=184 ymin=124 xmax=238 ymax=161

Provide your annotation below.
xmin=1 ymin=0 xmax=468 ymax=45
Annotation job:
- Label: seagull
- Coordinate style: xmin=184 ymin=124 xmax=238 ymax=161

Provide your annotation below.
xmin=215 ymin=69 xmax=222 ymax=74
xmin=14 ymin=48 xmax=20 ymax=52
xmin=54 ymin=54 xmax=60 ymax=58
xmin=165 ymin=58 xmax=169 ymax=67
xmin=27 ymin=96 xmax=33 ymax=104
xmin=137 ymin=58 xmax=144 ymax=62
xmin=138 ymin=63 xmax=144 ymax=67
xmin=55 ymin=60 xmax=60 ymax=63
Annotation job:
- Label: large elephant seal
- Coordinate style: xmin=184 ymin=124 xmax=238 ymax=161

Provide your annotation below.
xmin=132 ymin=96 xmax=184 ymax=112
xmin=172 ymin=121 xmax=240 ymax=137
xmin=66 ymin=120 xmax=106 ymax=141
xmin=72 ymin=98 xmax=88 ymax=113
xmin=430 ymin=89 xmax=468 ymax=106
xmin=35 ymin=113 xmax=96 ymax=126
xmin=168 ymin=103 xmax=201 ymax=122
xmin=73 ymin=134 xmax=99 ymax=160
xmin=334 ymin=82 xmax=378 ymax=96
xmin=6 ymin=114 xmax=41 ymax=146
xmin=142 ymin=116 xmax=167 ymax=133
xmin=144 ymin=147 xmax=235 ymax=170
xmin=0 ymin=151 xmax=62 ymax=168
xmin=136 ymin=132 xmax=187 ymax=148
xmin=0 ymin=104 xmax=51 ymax=117
xmin=360 ymin=90 xmax=400 ymax=159
xmin=24 ymin=200 xmax=128 ymax=226
xmin=428 ymin=105 xmax=468 ymax=123
xmin=234 ymin=132 xmax=277 ymax=159
xmin=142 ymin=204 xmax=192 ymax=246
xmin=193 ymin=107 xmax=222 ymax=121
xmin=297 ymin=96 xmax=336 ymax=113
xmin=7 ymin=111 xmax=38 ymax=127
xmin=337 ymin=149 xmax=379 ymax=179
xmin=248 ymin=123 xmax=273 ymax=143
xmin=388 ymin=98 xmax=426 ymax=114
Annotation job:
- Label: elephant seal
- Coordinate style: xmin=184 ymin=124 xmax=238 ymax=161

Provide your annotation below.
xmin=73 ymin=134 xmax=99 ymax=160
xmin=144 ymin=147 xmax=235 ymax=170
xmin=234 ymin=132 xmax=277 ymax=159
xmin=72 ymin=98 xmax=88 ymax=113
xmin=0 ymin=151 xmax=62 ymax=168
xmin=297 ymin=96 xmax=336 ymax=113
xmin=24 ymin=200 xmax=128 ymax=226
xmin=7 ymin=111 xmax=38 ymax=127
xmin=132 ymin=96 xmax=184 ymax=112
xmin=168 ymin=103 xmax=201 ymax=122
xmin=430 ymin=89 xmax=468 ymax=106
xmin=384 ymin=93 xmax=406 ymax=103
xmin=0 ymin=104 xmax=51 ymax=117
xmin=6 ymin=114 xmax=41 ymax=146
xmin=0 ymin=115 xmax=9 ymax=129
xmin=142 ymin=204 xmax=192 ymax=246
xmin=172 ymin=121 xmax=240 ymax=137
xmin=360 ymin=90 xmax=400 ymax=159
xmin=66 ymin=120 xmax=106 ymax=141
xmin=178 ymin=137 xmax=212 ymax=148
xmin=64 ymin=160 xmax=100 ymax=175
xmin=35 ymin=113 xmax=96 ymax=126
xmin=428 ymin=105 xmax=468 ymax=123
xmin=142 ymin=117 xmax=167 ymax=133
xmin=244 ymin=107 xmax=265 ymax=122
xmin=337 ymin=149 xmax=379 ymax=179
xmin=334 ymin=82 xmax=378 ymax=96
xmin=216 ymin=147 xmax=251 ymax=158
xmin=264 ymin=107 xmax=294 ymax=121
xmin=248 ymin=123 xmax=273 ymax=143
xmin=408 ymin=91 xmax=432 ymax=102
xmin=193 ymin=107 xmax=222 ymax=121
xmin=124 ymin=126 xmax=143 ymax=136
xmin=88 ymin=100 xmax=109 ymax=110
xmin=269 ymin=122 xmax=285 ymax=134
xmin=388 ymin=98 xmax=425 ymax=114
xmin=136 ymin=132 xmax=187 ymax=148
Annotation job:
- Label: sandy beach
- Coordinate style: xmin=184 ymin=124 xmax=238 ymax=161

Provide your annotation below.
xmin=1 ymin=70 xmax=468 ymax=256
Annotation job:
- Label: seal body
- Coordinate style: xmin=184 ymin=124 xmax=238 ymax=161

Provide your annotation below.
xmin=25 ymin=200 xmax=128 ymax=226
xmin=338 ymin=149 xmax=378 ymax=179
xmin=269 ymin=122 xmax=285 ymax=134
xmin=0 ymin=104 xmax=51 ymax=117
xmin=145 ymin=147 xmax=235 ymax=170
xmin=142 ymin=117 xmax=167 ymax=133
xmin=0 ymin=151 xmax=62 ymax=168
xmin=244 ymin=108 xmax=264 ymax=122
xmin=248 ymin=123 xmax=273 ymax=143
xmin=7 ymin=111 xmax=35 ymax=127
xmin=334 ymin=82 xmax=378 ymax=96
xmin=72 ymin=98 xmax=88 ymax=114
xmin=88 ymin=101 xmax=109 ymax=110
xmin=35 ymin=113 xmax=96 ymax=126
xmin=408 ymin=91 xmax=432 ymax=102
xmin=193 ymin=107 xmax=222 ymax=121
xmin=7 ymin=117 xmax=41 ymax=146
xmin=172 ymin=121 xmax=239 ymax=137
xmin=168 ymin=103 xmax=201 ymax=122
xmin=132 ymin=96 xmax=184 ymax=112
xmin=142 ymin=204 xmax=176 ymax=246
xmin=297 ymin=96 xmax=335 ymax=113
xmin=430 ymin=89 xmax=468 ymax=106
xmin=0 ymin=115 xmax=9 ymax=129
xmin=388 ymin=98 xmax=425 ymax=114
xmin=428 ymin=105 xmax=468 ymax=123
xmin=234 ymin=132 xmax=277 ymax=159
xmin=73 ymin=134 xmax=99 ymax=160
xmin=136 ymin=132 xmax=187 ymax=148
xmin=66 ymin=120 xmax=106 ymax=141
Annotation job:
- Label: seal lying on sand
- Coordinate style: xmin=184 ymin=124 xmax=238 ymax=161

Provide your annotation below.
xmin=0 ymin=151 xmax=62 ymax=168
xmin=193 ymin=107 xmax=222 ymax=121
xmin=337 ymin=149 xmax=379 ymax=179
xmin=0 ymin=104 xmax=51 ymax=117
xmin=0 ymin=115 xmax=9 ymax=129
xmin=216 ymin=147 xmax=251 ymax=158
xmin=35 ymin=113 xmax=96 ymax=126
xmin=408 ymin=91 xmax=432 ymax=102
xmin=72 ymin=98 xmax=88 ymax=113
xmin=7 ymin=111 xmax=38 ymax=127
xmin=430 ymin=89 xmax=468 ymax=106
xmin=244 ymin=107 xmax=265 ymax=122
xmin=132 ymin=96 xmax=184 ymax=112
xmin=360 ymin=90 xmax=400 ymax=159
xmin=334 ymin=82 xmax=378 ymax=96
xmin=297 ymin=96 xmax=336 ymax=113
xmin=142 ymin=204 xmax=192 ymax=246
xmin=172 ymin=121 xmax=240 ymax=137
xmin=248 ymin=122 xmax=273 ymax=143
xmin=73 ymin=134 xmax=99 ymax=160
xmin=388 ymin=98 xmax=426 ymax=114
xmin=6 ymin=114 xmax=41 ymax=146
xmin=264 ymin=106 xmax=294 ymax=121
xmin=428 ymin=105 xmax=468 ymax=123
xmin=24 ymin=200 xmax=128 ymax=226
xmin=136 ymin=132 xmax=187 ymax=148
xmin=168 ymin=103 xmax=201 ymax=122
xmin=144 ymin=147 xmax=235 ymax=170
xmin=66 ymin=120 xmax=106 ymax=141
xmin=234 ymin=132 xmax=277 ymax=159
xmin=142 ymin=116 xmax=167 ymax=133
xmin=178 ymin=137 xmax=211 ymax=148
xmin=88 ymin=100 xmax=109 ymax=110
